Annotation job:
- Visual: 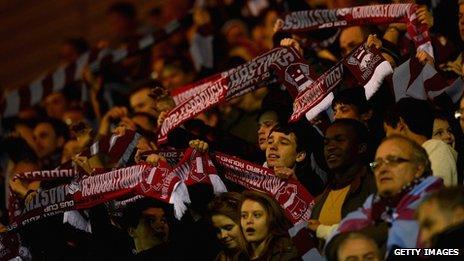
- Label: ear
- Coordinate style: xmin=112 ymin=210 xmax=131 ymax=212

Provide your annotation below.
xmin=295 ymin=151 xmax=306 ymax=163
xmin=414 ymin=164 xmax=425 ymax=178
xmin=398 ymin=117 xmax=409 ymax=133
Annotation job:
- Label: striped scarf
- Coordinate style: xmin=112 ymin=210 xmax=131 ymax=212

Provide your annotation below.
xmin=326 ymin=175 xmax=443 ymax=257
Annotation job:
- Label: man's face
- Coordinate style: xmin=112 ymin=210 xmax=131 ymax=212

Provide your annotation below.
xmin=241 ymin=200 xmax=269 ymax=244
xmin=417 ymin=200 xmax=452 ymax=247
xmin=132 ymin=207 xmax=169 ymax=244
xmin=161 ymin=67 xmax=190 ymax=90
xmin=212 ymin=214 xmax=244 ymax=250
xmin=324 ymin=124 xmax=361 ymax=171
xmin=44 ymin=92 xmax=67 ymax=119
xmin=373 ymin=139 xmax=421 ymax=197
xmin=130 ymin=88 xmax=156 ymax=116
xmin=339 ymin=26 xmax=365 ymax=57
xmin=257 ymin=111 xmax=278 ymax=151
xmin=33 ymin=123 xmax=62 ymax=158
xmin=459 ymin=5 xmax=464 ymax=41
xmin=337 ymin=238 xmax=380 ymax=261
xmin=333 ymin=103 xmax=361 ymax=121
xmin=266 ymin=131 xmax=301 ymax=169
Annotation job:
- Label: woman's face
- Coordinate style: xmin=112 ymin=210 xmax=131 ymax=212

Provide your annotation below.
xmin=212 ymin=214 xmax=244 ymax=250
xmin=240 ymin=200 xmax=269 ymax=244
xmin=433 ymin=118 xmax=455 ymax=148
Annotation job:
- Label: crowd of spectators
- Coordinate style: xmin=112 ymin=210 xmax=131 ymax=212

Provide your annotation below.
xmin=1 ymin=0 xmax=464 ymax=260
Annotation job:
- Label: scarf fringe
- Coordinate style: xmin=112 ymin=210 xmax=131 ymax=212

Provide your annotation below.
xmin=209 ymin=174 xmax=228 ymax=195
xmin=364 ymin=60 xmax=393 ymax=99
xmin=169 ymin=182 xmax=191 ymax=220
xmin=63 ymin=210 xmax=92 ymax=233
xmin=304 ymin=92 xmax=334 ymax=121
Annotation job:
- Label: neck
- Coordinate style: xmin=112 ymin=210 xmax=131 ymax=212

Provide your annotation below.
xmin=332 ymin=163 xmax=363 ymax=184
xmin=250 ymin=239 xmax=268 ymax=259
xmin=134 ymin=237 xmax=163 ymax=253
xmin=408 ymin=132 xmax=428 ymax=145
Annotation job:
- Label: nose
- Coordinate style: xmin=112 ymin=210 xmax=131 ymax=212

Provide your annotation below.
xmin=443 ymin=131 xmax=453 ymax=142
xmin=258 ymin=125 xmax=265 ymax=135
xmin=219 ymin=230 xmax=228 ymax=240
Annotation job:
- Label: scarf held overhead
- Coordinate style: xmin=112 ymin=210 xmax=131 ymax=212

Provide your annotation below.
xmin=288 ymin=42 xmax=392 ymax=122
xmin=277 ymin=4 xmax=432 ymax=57
xmin=158 ymin=47 xmax=302 ymax=143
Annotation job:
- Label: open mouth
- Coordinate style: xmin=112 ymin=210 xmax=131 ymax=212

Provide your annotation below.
xmin=267 ymin=153 xmax=279 ymax=159
xmin=245 ymin=227 xmax=256 ymax=234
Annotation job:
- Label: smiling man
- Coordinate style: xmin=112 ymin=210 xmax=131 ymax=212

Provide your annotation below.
xmin=307 ymin=119 xmax=376 ymax=245
xmin=325 ymin=135 xmax=443 ymax=259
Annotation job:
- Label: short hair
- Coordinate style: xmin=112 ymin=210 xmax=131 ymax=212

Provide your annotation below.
xmin=380 ymin=135 xmax=432 ymax=177
xmin=421 ymin=187 xmax=464 ymax=214
xmin=269 ymin=121 xmax=322 ymax=154
xmin=384 ymin=98 xmax=434 ymax=138
xmin=130 ymin=79 xmax=162 ymax=97
xmin=240 ymin=190 xmax=291 ymax=238
xmin=332 ymin=87 xmax=370 ymax=114
xmin=121 ymin=198 xmax=169 ymax=231
xmin=208 ymin=192 xmax=242 ymax=224
xmin=337 ymin=232 xmax=380 ymax=261
xmin=36 ymin=117 xmax=70 ymax=141
xmin=107 ymin=1 xmax=136 ymax=19
xmin=328 ymin=118 xmax=369 ymax=145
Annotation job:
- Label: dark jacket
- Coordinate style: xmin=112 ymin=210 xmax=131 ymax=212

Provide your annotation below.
xmin=236 ymin=236 xmax=300 ymax=261
xmin=310 ymin=166 xmax=377 ymax=220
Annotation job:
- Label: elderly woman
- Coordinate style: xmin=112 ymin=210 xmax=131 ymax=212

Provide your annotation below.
xmin=239 ymin=190 xmax=299 ymax=260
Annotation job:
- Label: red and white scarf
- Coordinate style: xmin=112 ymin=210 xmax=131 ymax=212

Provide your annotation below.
xmin=213 ymin=152 xmax=315 ymax=224
xmin=290 ymin=42 xmax=393 ymax=122
xmin=8 ymin=163 xmax=189 ymax=228
xmin=277 ymin=4 xmax=433 ymax=57
xmin=159 ymin=47 xmax=302 ymax=143
xmin=178 ymin=148 xmax=227 ymax=195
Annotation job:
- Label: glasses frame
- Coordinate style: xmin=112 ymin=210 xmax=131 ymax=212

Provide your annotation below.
xmin=369 ymin=156 xmax=412 ymax=172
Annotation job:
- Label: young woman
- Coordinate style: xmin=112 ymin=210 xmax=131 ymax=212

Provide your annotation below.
xmin=208 ymin=192 xmax=248 ymax=261
xmin=239 ymin=190 xmax=299 ymax=260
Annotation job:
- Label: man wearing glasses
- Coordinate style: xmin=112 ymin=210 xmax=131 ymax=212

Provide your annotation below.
xmin=325 ymin=135 xmax=443 ymax=259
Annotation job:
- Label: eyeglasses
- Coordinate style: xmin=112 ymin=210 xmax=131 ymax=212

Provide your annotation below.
xmin=369 ymin=156 xmax=412 ymax=172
